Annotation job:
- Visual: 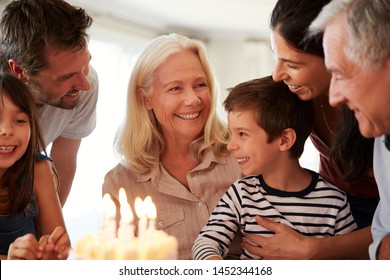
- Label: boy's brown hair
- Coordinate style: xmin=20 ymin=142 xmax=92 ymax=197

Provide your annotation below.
xmin=224 ymin=76 xmax=314 ymax=158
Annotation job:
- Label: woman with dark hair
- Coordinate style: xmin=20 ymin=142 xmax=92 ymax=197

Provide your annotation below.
xmin=242 ymin=0 xmax=377 ymax=259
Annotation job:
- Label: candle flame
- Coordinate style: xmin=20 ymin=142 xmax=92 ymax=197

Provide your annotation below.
xmin=102 ymin=193 xmax=116 ymax=218
xmin=119 ymin=188 xmax=133 ymax=223
xmin=134 ymin=197 xmax=145 ymax=218
xmin=144 ymin=196 xmax=157 ymax=219
xmin=119 ymin=188 xmax=127 ymax=204
xmin=120 ymin=203 xmax=133 ymax=223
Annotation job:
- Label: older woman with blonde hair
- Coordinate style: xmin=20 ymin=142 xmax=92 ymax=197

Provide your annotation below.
xmin=102 ymin=33 xmax=241 ymax=259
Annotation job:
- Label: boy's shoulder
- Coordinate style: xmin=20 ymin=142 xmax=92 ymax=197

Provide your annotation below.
xmin=232 ymin=174 xmax=260 ymax=190
xmin=314 ymin=172 xmax=348 ymax=197
xmin=236 ymin=174 xmax=259 ymax=183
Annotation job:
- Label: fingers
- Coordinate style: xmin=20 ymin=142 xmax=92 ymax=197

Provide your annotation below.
xmin=245 ymin=232 xmax=265 ymax=244
xmin=242 ymin=216 xmax=286 ymax=260
xmin=47 ymin=226 xmax=65 ymax=244
xmin=7 ymin=229 xmax=71 ymax=260
xmin=7 ymin=234 xmax=41 ymax=260
xmin=47 ymin=226 xmax=71 ymax=259
xmin=54 ymin=237 xmax=71 ymax=260
xmin=255 ymin=216 xmax=280 ymax=233
xmin=38 ymin=234 xmax=50 ymax=249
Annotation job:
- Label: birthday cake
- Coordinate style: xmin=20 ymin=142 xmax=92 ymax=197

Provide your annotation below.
xmin=74 ymin=229 xmax=178 ymax=260
xmin=74 ymin=190 xmax=178 ymax=260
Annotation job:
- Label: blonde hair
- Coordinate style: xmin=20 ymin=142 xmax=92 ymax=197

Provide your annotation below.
xmin=115 ymin=33 xmax=229 ymax=174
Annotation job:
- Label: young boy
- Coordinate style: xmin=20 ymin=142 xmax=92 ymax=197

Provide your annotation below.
xmin=192 ymin=76 xmax=357 ymax=260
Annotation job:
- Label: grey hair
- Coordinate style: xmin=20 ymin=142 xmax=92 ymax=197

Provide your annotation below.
xmin=309 ymin=0 xmax=390 ymax=71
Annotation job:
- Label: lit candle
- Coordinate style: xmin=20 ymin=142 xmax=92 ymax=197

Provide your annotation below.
xmin=101 ymin=193 xmax=117 ymax=240
xmin=144 ymin=196 xmax=157 ymax=231
xmin=135 ymin=197 xmax=147 ymax=239
xmin=118 ymin=188 xmax=134 ymax=242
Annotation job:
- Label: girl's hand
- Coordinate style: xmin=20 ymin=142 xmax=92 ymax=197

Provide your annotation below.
xmin=7 ymin=234 xmax=42 ymax=260
xmin=41 ymin=226 xmax=71 ymax=260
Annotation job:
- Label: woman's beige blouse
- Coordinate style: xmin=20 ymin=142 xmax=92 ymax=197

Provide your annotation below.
xmin=102 ymin=149 xmax=241 ymax=259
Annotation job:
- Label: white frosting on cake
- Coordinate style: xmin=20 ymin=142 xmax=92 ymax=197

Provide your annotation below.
xmin=75 ymin=192 xmax=178 ymax=259
xmin=74 ymin=230 xmax=178 ymax=260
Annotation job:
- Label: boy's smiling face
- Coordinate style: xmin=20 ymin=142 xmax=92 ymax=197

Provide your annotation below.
xmin=227 ymin=110 xmax=280 ymax=176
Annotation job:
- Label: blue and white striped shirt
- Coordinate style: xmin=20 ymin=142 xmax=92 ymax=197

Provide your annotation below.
xmin=192 ymin=170 xmax=357 ymax=260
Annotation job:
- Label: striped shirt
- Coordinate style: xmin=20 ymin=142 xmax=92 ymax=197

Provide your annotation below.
xmin=192 ymin=170 xmax=357 ymax=260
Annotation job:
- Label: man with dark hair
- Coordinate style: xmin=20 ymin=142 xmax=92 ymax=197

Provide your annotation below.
xmin=0 ymin=0 xmax=99 ymax=206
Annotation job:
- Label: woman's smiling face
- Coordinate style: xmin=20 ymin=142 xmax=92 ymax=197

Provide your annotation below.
xmin=143 ymin=50 xmax=211 ymax=142
xmin=271 ymin=29 xmax=331 ymax=101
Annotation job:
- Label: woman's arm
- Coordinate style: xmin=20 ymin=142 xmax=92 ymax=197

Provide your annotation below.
xmin=242 ymin=216 xmax=371 ymax=259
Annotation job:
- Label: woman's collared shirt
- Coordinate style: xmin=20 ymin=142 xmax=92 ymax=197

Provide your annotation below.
xmin=102 ymin=149 xmax=241 ymax=259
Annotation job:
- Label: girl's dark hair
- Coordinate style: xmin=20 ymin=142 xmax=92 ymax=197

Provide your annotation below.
xmin=271 ymin=0 xmax=374 ymax=183
xmin=0 ymin=72 xmax=46 ymax=214
xmin=270 ymin=0 xmax=332 ymax=57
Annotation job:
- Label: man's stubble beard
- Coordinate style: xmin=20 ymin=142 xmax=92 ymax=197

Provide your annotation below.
xmin=27 ymin=79 xmax=79 ymax=110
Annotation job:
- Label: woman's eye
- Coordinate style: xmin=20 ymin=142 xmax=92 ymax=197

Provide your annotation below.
xmin=287 ymin=63 xmax=298 ymax=69
xmin=195 ymin=82 xmax=207 ymax=88
xmin=169 ymin=86 xmax=181 ymax=92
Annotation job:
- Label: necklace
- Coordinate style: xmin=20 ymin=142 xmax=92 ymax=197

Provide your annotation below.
xmin=320 ymin=97 xmax=335 ymax=136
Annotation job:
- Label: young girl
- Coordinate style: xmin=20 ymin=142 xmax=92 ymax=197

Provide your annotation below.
xmin=0 ymin=73 xmax=70 ymax=260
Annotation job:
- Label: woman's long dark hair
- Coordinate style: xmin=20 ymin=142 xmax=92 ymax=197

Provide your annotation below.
xmin=330 ymin=105 xmax=374 ymax=182
xmin=270 ymin=0 xmax=374 ymax=183
xmin=270 ymin=0 xmax=332 ymax=57
xmin=0 ymin=72 xmax=46 ymax=214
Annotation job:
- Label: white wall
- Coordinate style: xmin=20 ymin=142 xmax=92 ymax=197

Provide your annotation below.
xmin=206 ymin=38 xmax=276 ymax=121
